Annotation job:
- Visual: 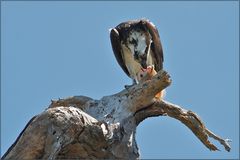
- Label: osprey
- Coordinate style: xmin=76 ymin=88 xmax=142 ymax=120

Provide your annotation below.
xmin=110 ymin=19 xmax=164 ymax=85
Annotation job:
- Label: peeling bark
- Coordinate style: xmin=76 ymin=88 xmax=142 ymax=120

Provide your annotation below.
xmin=2 ymin=70 xmax=231 ymax=160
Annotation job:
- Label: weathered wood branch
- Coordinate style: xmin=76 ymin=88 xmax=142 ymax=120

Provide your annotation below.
xmin=134 ymin=100 xmax=231 ymax=152
xmin=2 ymin=70 xmax=231 ymax=159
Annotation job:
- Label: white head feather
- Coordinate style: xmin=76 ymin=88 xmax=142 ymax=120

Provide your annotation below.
xmin=128 ymin=31 xmax=147 ymax=56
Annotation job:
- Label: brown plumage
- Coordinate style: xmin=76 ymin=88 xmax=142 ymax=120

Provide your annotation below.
xmin=110 ymin=19 xmax=164 ymax=84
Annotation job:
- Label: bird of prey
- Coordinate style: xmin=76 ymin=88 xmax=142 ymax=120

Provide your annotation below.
xmin=110 ymin=19 xmax=164 ymax=86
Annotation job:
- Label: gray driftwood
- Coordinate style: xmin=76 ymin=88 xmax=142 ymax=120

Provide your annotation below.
xmin=2 ymin=70 xmax=231 ymax=159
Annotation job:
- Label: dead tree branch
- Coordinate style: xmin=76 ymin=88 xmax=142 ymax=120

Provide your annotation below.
xmin=2 ymin=70 xmax=231 ymax=159
xmin=134 ymin=100 xmax=231 ymax=152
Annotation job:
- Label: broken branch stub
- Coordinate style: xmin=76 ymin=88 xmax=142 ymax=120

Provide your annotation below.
xmin=123 ymin=70 xmax=172 ymax=112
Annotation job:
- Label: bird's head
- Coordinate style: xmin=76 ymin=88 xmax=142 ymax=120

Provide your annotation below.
xmin=127 ymin=31 xmax=151 ymax=69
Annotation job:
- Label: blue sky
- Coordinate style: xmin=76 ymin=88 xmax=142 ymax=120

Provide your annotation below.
xmin=1 ymin=1 xmax=239 ymax=159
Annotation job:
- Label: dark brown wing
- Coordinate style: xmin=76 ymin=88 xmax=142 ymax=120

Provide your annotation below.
xmin=110 ymin=28 xmax=130 ymax=77
xmin=141 ymin=20 xmax=164 ymax=71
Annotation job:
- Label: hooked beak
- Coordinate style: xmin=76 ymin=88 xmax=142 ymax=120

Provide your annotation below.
xmin=141 ymin=61 xmax=147 ymax=69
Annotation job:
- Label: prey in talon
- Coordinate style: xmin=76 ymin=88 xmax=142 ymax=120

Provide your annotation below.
xmin=137 ymin=65 xmax=165 ymax=99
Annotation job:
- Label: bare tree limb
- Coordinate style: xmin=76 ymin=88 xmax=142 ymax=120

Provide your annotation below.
xmin=134 ymin=100 xmax=231 ymax=152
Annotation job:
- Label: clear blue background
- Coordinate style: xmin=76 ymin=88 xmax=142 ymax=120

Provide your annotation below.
xmin=1 ymin=1 xmax=239 ymax=159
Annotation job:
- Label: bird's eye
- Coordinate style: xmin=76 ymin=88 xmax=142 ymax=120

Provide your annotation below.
xmin=130 ymin=39 xmax=137 ymax=45
xmin=140 ymin=74 xmax=143 ymax=78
